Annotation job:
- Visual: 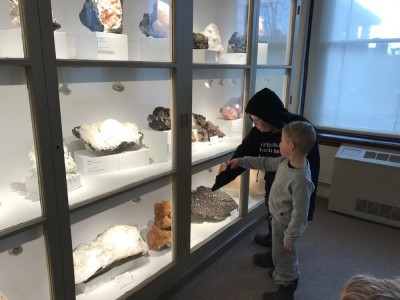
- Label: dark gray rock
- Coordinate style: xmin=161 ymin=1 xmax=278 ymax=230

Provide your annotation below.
xmin=191 ymin=186 xmax=238 ymax=221
xmin=147 ymin=107 xmax=171 ymax=131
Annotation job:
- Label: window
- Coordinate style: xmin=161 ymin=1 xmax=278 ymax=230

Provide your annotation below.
xmin=304 ymin=0 xmax=400 ymax=138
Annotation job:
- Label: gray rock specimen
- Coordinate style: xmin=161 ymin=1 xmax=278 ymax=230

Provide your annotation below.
xmin=147 ymin=106 xmax=171 ymax=131
xmin=79 ymin=0 xmax=123 ymax=33
xmin=193 ymin=113 xmax=225 ymax=141
xmin=191 ymin=186 xmax=238 ymax=221
xmin=228 ymin=32 xmax=246 ymax=53
xmin=193 ymin=33 xmax=208 ymax=49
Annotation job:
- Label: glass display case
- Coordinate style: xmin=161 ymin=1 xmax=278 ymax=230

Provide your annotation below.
xmin=0 ymin=0 xmax=303 ymax=299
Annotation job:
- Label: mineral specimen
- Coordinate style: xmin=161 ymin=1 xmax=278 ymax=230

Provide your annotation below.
xmin=147 ymin=106 xmax=171 ymax=131
xmin=29 ymin=143 xmax=78 ymax=177
xmin=228 ymin=32 xmax=247 ymax=53
xmin=139 ymin=0 xmax=170 ymax=38
xmin=191 ymin=186 xmax=238 ymax=221
xmin=79 ymin=0 xmax=123 ymax=33
xmin=73 ymin=225 xmax=148 ymax=284
xmin=146 ymin=200 xmax=172 ymax=250
xmin=202 ymin=23 xmax=224 ymax=54
xmin=10 ymin=0 xmax=61 ymax=30
xmin=193 ymin=33 xmax=208 ymax=49
xmin=192 ymin=113 xmax=225 ymax=141
xmin=72 ymin=119 xmax=143 ymax=154
xmin=220 ymin=106 xmax=239 ymax=120
xmin=0 ymin=291 xmax=7 ymax=300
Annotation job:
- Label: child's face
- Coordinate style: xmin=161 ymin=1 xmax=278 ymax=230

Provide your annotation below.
xmin=250 ymin=115 xmax=279 ymax=133
xmin=279 ymin=132 xmax=292 ymax=158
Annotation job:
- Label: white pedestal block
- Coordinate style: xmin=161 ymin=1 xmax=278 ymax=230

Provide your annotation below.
xmin=54 ymin=31 xmax=69 ymax=59
xmin=74 ymin=148 xmax=150 ymax=175
xmin=214 ymin=118 xmax=243 ymax=138
xmin=0 ymin=29 xmax=69 ymax=59
xmin=76 ymin=32 xmax=128 ymax=60
xmin=140 ymin=38 xmax=171 ymax=61
xmin=193 ymin=49 xmax=217 ymax=63
xmin=0 ymin=28 xmax=23 ymax=58
xmin=142 ymin=129 xmax=171 ymax=163
xmin=222 ymin=53 xmax=246 ymax=64
xmin=257 ymin=43 xmax=268 ymax=64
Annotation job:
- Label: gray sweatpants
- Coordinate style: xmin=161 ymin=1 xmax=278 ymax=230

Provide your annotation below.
xmin=271 ymin=217 xmax=301 ymax=285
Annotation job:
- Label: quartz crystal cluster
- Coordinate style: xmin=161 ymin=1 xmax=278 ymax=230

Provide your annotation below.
xmin=191 ymin=186 xmax=238 ymax=221
xmin=28 ymin=143 xmax=78 ymax=177
xmin=73 ymin=225 xmax=148 ymax=284
xmin=72 ymin=119 xmax=143 ymax=154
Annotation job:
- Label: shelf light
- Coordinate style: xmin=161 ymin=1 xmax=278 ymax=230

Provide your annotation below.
xmin=58 ymin=84 xmax=71 ymax=95
xmin=204 ymin=79 xmax=213 ymax=88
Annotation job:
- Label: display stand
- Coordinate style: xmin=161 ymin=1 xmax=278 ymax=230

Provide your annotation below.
xmin=74 ymin=148 xmax=150 ymax=175
xmin=193 ymin=49 xmax=217 ymax=63
xmin=221 ymin=53 xmax=246 ymax=64
xmin=257 ymin=43 xmax=268 ymax=64
xmin=140 ymin=38 xmax=171 ymax=61
xmin=0 ymin=28 xmax=23 ymax=57
xmin=214 ymin=118 xmax=243 ymax=138
xmin=142 ymin=129 xmax=171 ymax=163
xmin=76 ymin=32 xmax=128 ymax=60
xmin=0 ymin=28 xmax=69 ymax=59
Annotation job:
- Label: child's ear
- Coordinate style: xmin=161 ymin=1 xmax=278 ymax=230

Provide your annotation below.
xmin=290 ymin=142 xmax=295 ymax=151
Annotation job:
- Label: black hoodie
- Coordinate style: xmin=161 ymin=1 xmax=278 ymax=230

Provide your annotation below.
xmin=212 ymin=88 xmax=320 ymax=220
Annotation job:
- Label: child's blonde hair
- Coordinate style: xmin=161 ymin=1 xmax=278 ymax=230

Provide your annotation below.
xmin=340 ymin=274 xmax=400 ymax=300
xmin=282 ymin=121 xmax=316 ymax=155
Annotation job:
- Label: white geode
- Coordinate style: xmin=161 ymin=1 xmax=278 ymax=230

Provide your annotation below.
xmin=72 ymin=119 xmax=143 ymax=154
xmin=73 ymin=225 xmax=148 ymax=284
xmin=28 ymin=143 xmax=77 ymax=177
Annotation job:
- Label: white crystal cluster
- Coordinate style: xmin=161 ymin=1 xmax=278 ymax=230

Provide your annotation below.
xmin=76 ymin=119 xmax=142 ymax=152
xmin=202 ymin=23 xmax=224 ymax=54
xmin=73 ymin=225 xmax=148 ymax=284
xmin=28 ymin=144 xmax=77 ymax=176
xmin=0 ymin=291 xmax=7 ymax=300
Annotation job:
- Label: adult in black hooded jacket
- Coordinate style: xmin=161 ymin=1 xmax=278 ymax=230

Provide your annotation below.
xmin=211 ymin=88 xmax=320 ymax=267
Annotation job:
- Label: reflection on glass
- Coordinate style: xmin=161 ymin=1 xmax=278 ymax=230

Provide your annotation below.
xmin=191 ymin=166 xmax=239 ymax=250
xmin=0 ymin=67 xmax=43 ymax=231
xmin=192 ymin=69 xmax=244 ymax=163
xmin=71 ymin=184 xmax=173 ymax=299
xmin=258 ymin=0 xmax=292 ymax=65
xmin=193 ymin=0 xmax=249 ymax=64
xmin=49 ymin=0 xmax=172 ymax=61
xmin=57 ymin=67 xmax=173 ymax=206
xmin=255 ymin=68 xmax=287 ymax=100
xmin=0 ymin=234 xmax=51 ymax=299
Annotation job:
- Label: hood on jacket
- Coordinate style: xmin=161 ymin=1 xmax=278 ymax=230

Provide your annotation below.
xmin=245 ymin=88 xmax=291 ymax=129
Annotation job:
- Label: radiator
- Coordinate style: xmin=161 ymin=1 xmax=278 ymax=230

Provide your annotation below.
xmin=329 ymin=144 xmax=400 ymax=228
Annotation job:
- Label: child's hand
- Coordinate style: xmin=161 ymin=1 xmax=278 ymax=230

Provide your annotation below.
xmin=228 ymin=159 xmax=239 ymax=169
xmin=284 ymin=243 xmax=294 ymax=252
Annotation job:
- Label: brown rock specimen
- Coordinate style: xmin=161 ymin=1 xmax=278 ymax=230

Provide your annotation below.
xmin=193 ymin=113 xmax=225 ymax=141
xmin=146 ymin=200 xmax=172 ymax=250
